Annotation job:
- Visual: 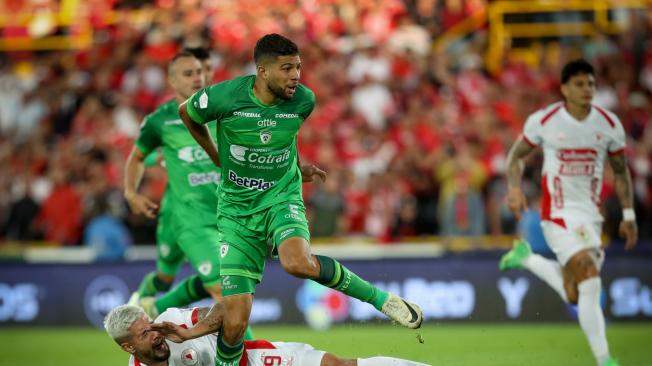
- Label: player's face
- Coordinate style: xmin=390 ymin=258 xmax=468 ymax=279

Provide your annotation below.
xmin=264 ymin=55 xmax=301 ymax=100
xmin=170 ymin=57 xmax=204 ymax=99
xmin=561 ymin=73 xmax=595 ymax=108
xmin=122 ymin=316 xmax=170 ymax=363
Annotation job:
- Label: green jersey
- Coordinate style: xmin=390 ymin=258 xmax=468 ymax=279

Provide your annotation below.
xmin=186 ymin=75 xmax=315 ymax=216
xmin=135 ymin=99 xmax=220 ymax=225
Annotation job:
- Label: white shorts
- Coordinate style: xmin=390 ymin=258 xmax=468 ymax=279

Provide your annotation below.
xmin=541 ymin=220 xmax=605 ymax=267
xmin=246 ymin=342 xmax=325 ymax=366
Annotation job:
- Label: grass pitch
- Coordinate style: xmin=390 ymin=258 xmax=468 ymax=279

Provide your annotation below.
xmin=2 ymin=323 xmax=650 ymax=366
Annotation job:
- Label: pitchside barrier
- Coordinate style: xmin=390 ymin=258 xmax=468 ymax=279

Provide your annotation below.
xmin=0 ymin=244 xmax=650 ymax=328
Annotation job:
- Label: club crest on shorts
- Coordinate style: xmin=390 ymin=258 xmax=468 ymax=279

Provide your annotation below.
xmin=181 ymin=348 xmax=198 ymax=365
xmin=260 ymin=131 xmax=272 ymax=144
xmin=220 ymin=244 xmax=229 ymax=258
xmin=160 ymin=243 xmax=170 ymax=258
xmin=198 ymin=261 xmax=212 ymax=276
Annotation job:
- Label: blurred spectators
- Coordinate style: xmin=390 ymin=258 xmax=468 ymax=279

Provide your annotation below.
xmin=0 ymin=1 xmax=650 ymax=246
xmin=83 ymin=193 xmax=132 ymax=262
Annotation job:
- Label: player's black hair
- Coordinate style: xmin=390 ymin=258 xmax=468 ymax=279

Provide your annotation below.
xmin=253 ymin=33 xmax=299 ymax=65
xmin=561 ymin=59 xmax=595 ymax=84
xmin=183 ymin=47 xmax=210 ymax=61
xmin=168 ymin=50 xmax=197 ymax=74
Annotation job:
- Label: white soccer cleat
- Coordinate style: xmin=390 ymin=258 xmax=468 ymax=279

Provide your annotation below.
xmin=381 ymin=293 xmax=423 ymax=329
xmin=127 ymin=292 xmax=140 ymax=306
xmin=139 ymin=296 xmax=159 ymax=320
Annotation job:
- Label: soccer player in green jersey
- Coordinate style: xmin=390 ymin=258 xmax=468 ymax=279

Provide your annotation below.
xmin=124 ymin=50 xmax=223 ymax=317
xmin=178 ymin=34 xmax=423 ymax=366
xmin=128 ymin=47 xmax=216 ymax=306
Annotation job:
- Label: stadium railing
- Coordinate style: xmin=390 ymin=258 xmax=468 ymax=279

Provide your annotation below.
xmin=432 ymin=0 xmax=652 ymax=74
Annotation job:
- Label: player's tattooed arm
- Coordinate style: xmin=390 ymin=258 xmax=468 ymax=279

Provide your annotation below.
xmin=195 ymin=307 xmax=211 ymax=322
xmin=150 ymin=303 xmax=225 ymax=342
xmin=505 ymin=137 xmax=536 ymax=219
xmin=505 ymin=137 xmax=536 ymax=188
xmin=190 ymin=302 xmax=225 ymax=337
xmin=608 ymin=152 xmax=638 ymax=250
xmin=609 ymin=152 xmax=633 ymax=206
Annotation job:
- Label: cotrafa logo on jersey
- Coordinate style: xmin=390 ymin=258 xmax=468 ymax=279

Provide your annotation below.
xmin=229 ymin=144 xmax=290 ymax=166
xmin=178 ymin=146 xmax=209 ymax=163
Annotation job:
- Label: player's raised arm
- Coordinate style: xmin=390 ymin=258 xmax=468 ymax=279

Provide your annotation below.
xmin=505 ymin=136 xmax=537 ymax=220
xmin=608 ymin=151 xmax=638 ymax=250
xmin=178 ymin=99 xmax=221 ymax=167
xmin=124 ymin=146 xmax=158 ymax=219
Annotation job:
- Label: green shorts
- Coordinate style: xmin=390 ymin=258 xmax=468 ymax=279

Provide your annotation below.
xmin=218 ymin=201 xmax=310 ymax=295
xmin=156 ymin=212 xmax=222 ymax=288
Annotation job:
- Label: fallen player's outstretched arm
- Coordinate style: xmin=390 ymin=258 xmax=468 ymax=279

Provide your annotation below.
xmin=150 ymin=303 xmax=225 ymax=342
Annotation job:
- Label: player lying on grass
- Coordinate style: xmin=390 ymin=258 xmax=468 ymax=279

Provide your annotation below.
xmin=105 ymin=304 xmax=430 ymax=366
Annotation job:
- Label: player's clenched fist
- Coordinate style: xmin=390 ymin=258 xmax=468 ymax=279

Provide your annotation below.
xmin=125 ymin=191 xmax=158 ymax=219
xmin=506 ymin=186 xmax=527 ymax=220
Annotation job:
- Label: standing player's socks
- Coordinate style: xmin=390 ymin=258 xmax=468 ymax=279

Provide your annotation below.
xmin=523 ymin=254 xmax=568 ymax=302
xmin=137 ymin=271 xmax=172 ymax=298
xmin=314 ymin=255 xmax=388 ymax=310
xmin=578 ymin=277 xmax=610 ymax=366
xmin=154 ymin=275 xmax=208 ymax=314
xmin=215 ymin=333 xmax=244 ymax=366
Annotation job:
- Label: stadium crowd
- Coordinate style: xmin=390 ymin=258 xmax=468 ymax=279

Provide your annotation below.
xmin=0 ymin=0 xmax=650 ymax=248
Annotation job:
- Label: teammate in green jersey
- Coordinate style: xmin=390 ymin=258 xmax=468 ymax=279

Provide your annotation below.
xmin=178 ymin=34 xmax=423 ymax=366
xmin=127 ymin=47 xmax=216 ymax=307
xmin=124 ymin=50 xmax=223 ymax=316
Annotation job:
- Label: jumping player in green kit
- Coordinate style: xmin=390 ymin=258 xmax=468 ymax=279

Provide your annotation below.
xmin=123 ymin=50 xmax=254 ymax=340
xmin=178 ymin=34 xmax=423 ymax=366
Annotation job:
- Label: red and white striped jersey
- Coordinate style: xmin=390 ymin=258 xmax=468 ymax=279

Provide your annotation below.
xmin=522 ymin=102 xmax=626 ymax=225
xmin=128 ymin=308 xmax=322 ymax=366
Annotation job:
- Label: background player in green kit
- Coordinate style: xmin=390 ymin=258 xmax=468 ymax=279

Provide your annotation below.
xmin=178 ymin=34 xmax=424 ymax=366
xmin=127 ymin=47 xmax=218 ymax=309
xmin=124 ymin=51 xmax=223 ymax=318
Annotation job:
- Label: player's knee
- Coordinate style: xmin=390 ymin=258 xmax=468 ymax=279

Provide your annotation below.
xmin=566 ymin=290 xmax=579 ymax=305
xmin=223 ymin=317 xmax=248 ymax=340
xmin=568 ymin=251 xmax=599 ymax=278
xmin=280 ymin=256 xmax=314 ymax=278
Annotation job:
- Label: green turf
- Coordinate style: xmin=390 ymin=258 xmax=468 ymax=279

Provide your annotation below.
xmin=2 ymin=324 xmax=650 ymax=366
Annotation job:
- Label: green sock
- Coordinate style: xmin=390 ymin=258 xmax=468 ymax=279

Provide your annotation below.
xmin=314 ymin=255 xmax=389 ymax=310
xmin=155 ymin=275 xmax=209 ymax=314
xmin=244 ymin=326 xmax=255 ymax=340
xmin=215 ymin=333 xmax=244 ymax=366
xmin=137 ymin=271 xmax=172 ymax=297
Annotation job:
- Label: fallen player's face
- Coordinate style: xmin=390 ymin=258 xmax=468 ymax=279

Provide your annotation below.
xmin=129 ymin=316 xmax=171 ymax=362
xmin=563 ymin=73 xmax=595 ymax=107
xmin=268 ymin=55 xmax=301 ymax=100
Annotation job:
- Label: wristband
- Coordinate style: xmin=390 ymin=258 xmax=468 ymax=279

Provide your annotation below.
xmin=623 ymin=208 xmax=636 ymax=222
